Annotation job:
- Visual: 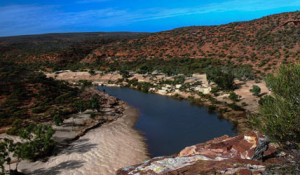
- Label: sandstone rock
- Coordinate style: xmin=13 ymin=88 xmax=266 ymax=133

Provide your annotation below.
xmin=116 ymin=132 xmax=288 ymax=175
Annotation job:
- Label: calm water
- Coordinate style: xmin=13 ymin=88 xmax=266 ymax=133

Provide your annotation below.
xmin=98 ymin=86 xmax=237 ymax=157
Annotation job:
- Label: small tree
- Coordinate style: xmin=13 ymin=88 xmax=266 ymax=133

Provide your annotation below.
xmin=252 ymin=64 xmax=300 ymax=144
xmin=120 ymin=70 xmax=131 ymax=79
xmin=17 ymin=124 xmax=55 ymax=160
xmin=0 ymin=141 xmax=8 ymax=175
xmin=72 ymin=100 xmax=86 ymax=113
xmin=90 ymin=95 xmax=100 ymax=111
xmin=250 ymin=85 xmax=261 ymax=96
xmin=206 ymin=67 xmax=235 ymax=90
xmin=0 ymin=139 xmax=18 ymax=174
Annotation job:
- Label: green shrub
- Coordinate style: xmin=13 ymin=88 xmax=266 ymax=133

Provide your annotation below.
xmin=229 ymin=92 xmax=239 ymax=101
xmin=120 ymin=70 xmax=131 ymax=79
xmin=137 ymin=82 xmax=153 ymax=93
xmin=252 ymin=64 xmax=300 ymax=144
xmin=90 ymin=113 xmax=95 ymax=119
xmin=228 ymin=103 xmax=244 ymax=111
xmin=32 ymin=106 xmax=48 ymax=114
xmin=173 ymin=76 xmax=185 ymax=84
xmin=206 ymin=67 xmax=235 ymax=90
xmin=15 ymin=124 xmax=55 ymax=160
xmin=210 ymin=87 xmax=220 ymax=96
xmin=6 ymin=119 xmax=23 ymax=135
xmin=172 ymin=93 xmax=184 ymax=100
xmin=88 ymin=69 xmax=95 ymax=75
xmin=53 ymin=114 xmax=63 ymax=126
xmin=78 ymin=80 xmax=92 ymax=87
xmin=250 ymin=85 xmax=261 ymax=96
xmin=241 ymin=102 xmax=248 ymax=106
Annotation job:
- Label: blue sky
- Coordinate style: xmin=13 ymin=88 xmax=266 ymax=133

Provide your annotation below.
xmin=0 ymin=0 xmax=299 ymax=36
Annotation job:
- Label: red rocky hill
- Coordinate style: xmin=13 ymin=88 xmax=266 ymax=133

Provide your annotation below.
xmin=84 ymin=11 xmax=300 ymax=73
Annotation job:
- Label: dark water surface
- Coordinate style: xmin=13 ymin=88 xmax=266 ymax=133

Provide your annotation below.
xmin=98 ymin=86 xmax=237 ymax=157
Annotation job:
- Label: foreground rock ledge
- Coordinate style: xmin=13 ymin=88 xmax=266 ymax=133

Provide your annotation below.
xmin=117 ymin=132 xmax=298 ymax=175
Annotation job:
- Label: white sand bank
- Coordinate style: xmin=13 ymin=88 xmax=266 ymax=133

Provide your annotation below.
xmin=18 ymin=106 xmax=149 ymax=175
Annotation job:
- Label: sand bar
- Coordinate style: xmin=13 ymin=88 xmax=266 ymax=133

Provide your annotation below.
xmin=18 ymin=105 xmax=149 ymax=175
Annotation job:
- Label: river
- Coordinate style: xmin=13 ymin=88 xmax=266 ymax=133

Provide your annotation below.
xmin=98 ymin=86 xmax=237 ymax=157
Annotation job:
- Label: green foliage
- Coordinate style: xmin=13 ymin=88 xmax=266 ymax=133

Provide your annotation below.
xmin=126 ymin=78 xmax=153 ymax=93
xmin=90 ymin=94 xmax=100 ymax=111
xmin=120 ymin=70 xmax=131 ymax=79
xmin=0 ymin=140 xmax=9 ymax=174
xmin=232 ymin=65 xmax=255 ymax=81
xmin=228 ymin=103 xmax=244 ymax=111
xmin=252 ymin=64 xmax=300 ymax=143
xmin=71 ymin=94 xmax=100 ymax=112
xmin=127 ymin=78 xmax=139 ymax=87
xmin=102 ymin=58 xmax=224 ymax=76
xmin=229 ymin=92 xmax=239 ymax=101
xmin=78 ymin=80 xmax=92 ymax=87
xmin=258 ymin=95 xmax=274 ymax=105
xmin=53 ymin=114 xmax=63 ymax=126
xmin=178 ymin=83 xmax=190 ymax=91
xmin=210 ymin=87 xmax=220 ymax=96
xmin=17 ymin=124 xmax=55 ymax=160
xmin=172 ymin=93 xmax=184 ymax=100
xmin=173 ymin=76 xmax=185 ymax=84
xmin=138 ymin=64 xmax=153 ymax=74
xmin=88 ymin=69 xmax=95 ymax=75
xmin=0 ymin=61 xmax=80 ymax=127
xmin=250 ymin=85 xmax=261 ymax=96
xmin=6 ymin=119 xmax=23 ymax=135
xmin=206 ymin=67 xmax=235 ymax=90
xmin=90 ymin=112 xmax=95 ymax=119
xmin=0 ymin=124 xmax=55 ymax=174
xmin=137 ymin=82 xmax=153 ymax=93
xmin=32 ymin=106 xmax=49 ymax=114
xmin=241 ymin=102 xmax=248 ymax=106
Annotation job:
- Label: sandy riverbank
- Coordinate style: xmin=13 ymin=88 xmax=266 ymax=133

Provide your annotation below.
xmin=17 ymin=105 xmax=149 ymax=175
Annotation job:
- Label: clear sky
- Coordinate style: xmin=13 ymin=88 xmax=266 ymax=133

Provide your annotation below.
xmin=0 ymin=0 xmax=299 ymax=36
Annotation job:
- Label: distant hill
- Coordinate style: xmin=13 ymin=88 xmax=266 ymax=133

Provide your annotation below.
xmin=0 ymin=32 xmax=148 ymax=67
xmin=84 ymin=11 xmax=300 ymax=72
xmin=0 ymin=32 xmax=148 ymax=43
xmin=0 ymin=12 xmax=299 ymax=73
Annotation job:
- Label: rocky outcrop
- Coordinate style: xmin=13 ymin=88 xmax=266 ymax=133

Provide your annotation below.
xmin=117 ymin=132 xmax=299 ymax=175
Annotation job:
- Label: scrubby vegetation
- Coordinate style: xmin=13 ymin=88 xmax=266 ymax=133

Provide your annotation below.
xmin=229 ymin=92 xmax=240 ymax=101
xmin=0 ymin=61 xmax=100 ymax=130
xmin=1 ymin=124 xmax=55 ymax=174
xmin=252 ymin=64 xmax=300 ymax=144
xmin=250 ymin=85 xmax=261 ymax=96
xmin=0 ymin=32 xmax=147 ymax=69
xmin=84 ymin=12 xmax=299 ymax=74
xmin=206 ymin=67 xmax=235 ymax=90
xmin=0 ymin=61 xmax=106 ymax=174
